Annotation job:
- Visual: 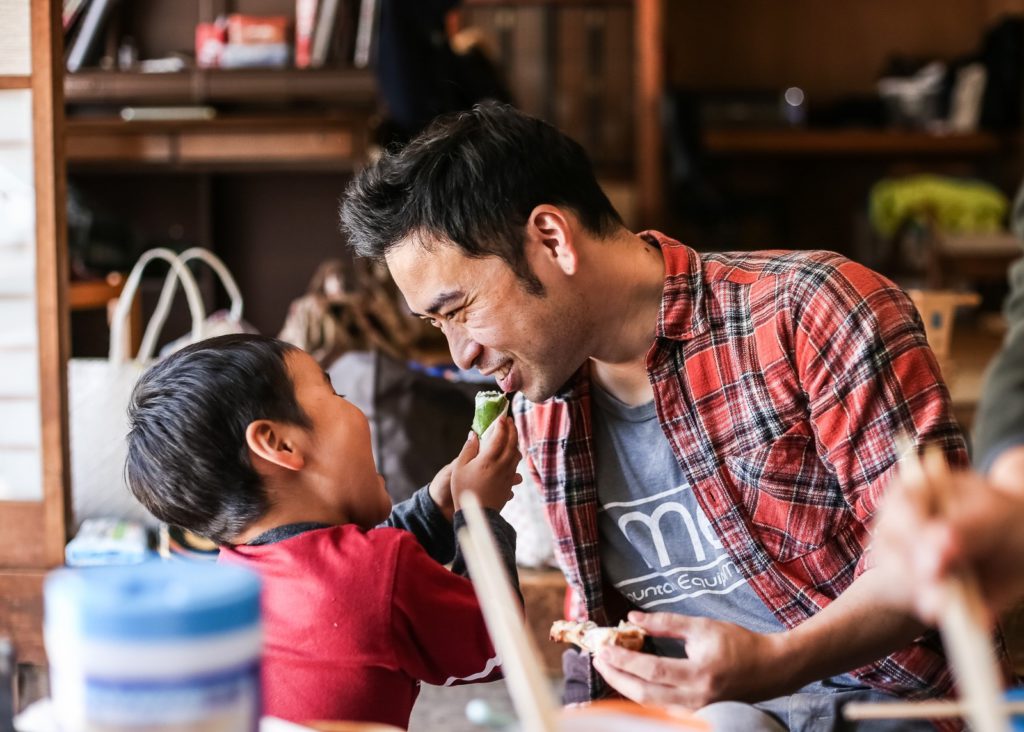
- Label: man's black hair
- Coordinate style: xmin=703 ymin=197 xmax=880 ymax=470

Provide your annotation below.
xmin=125 ymin=334 xmax=311 ymax=544
xmin=339 ymin=101 xmax=623 ymax=294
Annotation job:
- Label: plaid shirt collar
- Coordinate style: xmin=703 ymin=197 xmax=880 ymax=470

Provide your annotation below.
xmin=641 ymin=230 xmax=710 ymax=343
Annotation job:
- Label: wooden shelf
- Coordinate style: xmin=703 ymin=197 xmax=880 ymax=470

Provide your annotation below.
xmin=703 ymin=129 xmax=1009 ymax=156
xmin=69 ymin=277 xmax=124 ymax=311
xmin=0 ymin=76 xmax=31 ymax=90
xmin=65 ymin=113 xmax=370 ymax=169
xmin=64 ymin=68 xmax=377 ymax=107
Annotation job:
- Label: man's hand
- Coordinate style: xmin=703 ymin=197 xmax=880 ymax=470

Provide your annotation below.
xmin=427 ymin=460 xmax=456 ymax=523
xmin=591 ymin=612 xmax=789 ymax=709
xmin=451 ymin=417 xmax=523 ymax=512
xmin=873 ymin=456 xmax=1024 ymax=624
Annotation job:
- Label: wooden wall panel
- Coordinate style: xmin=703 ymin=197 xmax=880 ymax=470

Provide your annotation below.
xmin=666 ymin=0 xmax=1008 ymax=98
xmin=0 ymin=572 xmax=47 ymax=665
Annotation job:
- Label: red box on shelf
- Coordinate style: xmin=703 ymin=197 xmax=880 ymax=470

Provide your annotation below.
xmin=226 ymin=14 xmax=289 ymax=46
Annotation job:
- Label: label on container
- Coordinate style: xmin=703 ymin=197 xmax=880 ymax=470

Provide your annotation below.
xmin=51 ymin=661 xmax=260 ymax=732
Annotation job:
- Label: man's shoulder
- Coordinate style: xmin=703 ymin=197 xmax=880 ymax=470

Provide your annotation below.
xmin=696 ymin=249 xmax=903 ymax=312
xmin=698 ymin=248 xmax=852 ymax=284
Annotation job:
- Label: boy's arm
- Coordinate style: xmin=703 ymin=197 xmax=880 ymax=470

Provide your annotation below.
xmin=451 ymin=508 xmax=523 ymax=605
xmin=390 ymin=528 xmax=520 ymax=687
xmin=378 ymin=486 xmax=455 ymax=565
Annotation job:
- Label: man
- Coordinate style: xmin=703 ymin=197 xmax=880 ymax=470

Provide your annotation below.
xmin=874 ymin=201 xmax=1024 ymax=625
xmin=340 ymin=102 xmax=972 ymax=731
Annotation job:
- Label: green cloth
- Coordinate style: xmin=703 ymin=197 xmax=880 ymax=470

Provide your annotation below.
xmin=869 ymin=174 xmax=1008 ymax=238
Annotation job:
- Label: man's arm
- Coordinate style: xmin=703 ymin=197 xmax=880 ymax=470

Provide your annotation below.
xmin=593 ymin=569 xmax=924 ymax=707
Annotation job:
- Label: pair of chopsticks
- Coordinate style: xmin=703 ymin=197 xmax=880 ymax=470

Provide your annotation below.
xmin=456 ymin=492 xmax=560 ymax=732
xmin=844 ymin=440 xmax=1011 ymax=731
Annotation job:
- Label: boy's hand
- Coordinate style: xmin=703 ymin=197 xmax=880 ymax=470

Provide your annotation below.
xmin=451 ymin=416 xmax=523 ymax=513
xmin=428 ymin=461 xmax=456 ymax=523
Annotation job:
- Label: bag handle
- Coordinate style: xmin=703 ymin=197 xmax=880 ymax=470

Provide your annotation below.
xmin=141 ymin=247 xmax=244 ymax=358
xmin=109 ymin=248 xmax=206 ymax=365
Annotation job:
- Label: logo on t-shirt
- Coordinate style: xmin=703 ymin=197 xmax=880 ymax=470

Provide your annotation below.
xmin=601 ymin=485 xmax=746 ymax=608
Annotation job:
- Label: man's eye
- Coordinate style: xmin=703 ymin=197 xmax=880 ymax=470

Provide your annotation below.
xmin=428 ymin=318 xmax=441 ymax=328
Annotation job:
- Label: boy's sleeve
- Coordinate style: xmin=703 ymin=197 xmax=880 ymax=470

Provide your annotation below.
xmin=390 ymin=531 xmax=514 ymax=686
xmin=450 ymin=509 xmax=523 ymax=605
xmin=378 ymin=486 xmax=455 ymax=565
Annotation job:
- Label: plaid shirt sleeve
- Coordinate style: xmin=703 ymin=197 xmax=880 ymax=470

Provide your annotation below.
xmin=789 ymin=258 xmax=969 ymax=572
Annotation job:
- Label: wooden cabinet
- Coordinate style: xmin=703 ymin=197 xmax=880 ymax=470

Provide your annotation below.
xmin=456 ymin=0 xmax=665 ymax=226
xmin=0 ymin=0 xmax=71 ymax=666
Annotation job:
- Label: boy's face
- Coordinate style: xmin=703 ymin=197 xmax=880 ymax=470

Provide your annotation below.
xmin=286 ymin=350 xmax=392 ymax=528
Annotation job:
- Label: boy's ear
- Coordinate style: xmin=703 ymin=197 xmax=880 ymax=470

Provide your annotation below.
xmin=245 ymin=420 xmax=305 ymax=472
xmin=526 ymin=204 xmax=578 ymax=276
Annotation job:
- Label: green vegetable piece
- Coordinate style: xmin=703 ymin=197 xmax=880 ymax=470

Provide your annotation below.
xmin=472 ymin=390 xmax=508 ymax=438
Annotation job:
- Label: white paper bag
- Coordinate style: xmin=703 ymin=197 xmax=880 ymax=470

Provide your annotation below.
xmin=69 ymin=248 xmax=205 ymax=526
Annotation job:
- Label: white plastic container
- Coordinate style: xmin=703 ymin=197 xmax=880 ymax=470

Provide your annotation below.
xmin=45 ymin=561 xmax=262 ymax=732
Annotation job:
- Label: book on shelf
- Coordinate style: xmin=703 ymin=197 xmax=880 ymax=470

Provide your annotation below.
xmin=353 ymin=0 xmax=380 ymax=69
xmin=295 ymin=0 xmax=319 ymax=68
xmin=66 ymin=0 xmax=117 ymax=72
xmin=310 ymin=0 xmax=341 ymax=68
xmin=62 ymin=0 xmax=89 ymax=33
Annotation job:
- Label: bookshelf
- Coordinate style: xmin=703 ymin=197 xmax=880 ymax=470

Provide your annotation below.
xmin=703 ymin=130 xmax=1009 ymax=157
xmin=64 ymin=67 xmax=375 ymax=105
xmin=62 ymin=0 xmax=380 ymax=345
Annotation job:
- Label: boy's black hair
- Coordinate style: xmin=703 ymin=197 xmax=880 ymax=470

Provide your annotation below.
xmin=339 ymin=101 xmax=623 ymax=294
xmin=125 ymin=334 xmax=311 ymax=544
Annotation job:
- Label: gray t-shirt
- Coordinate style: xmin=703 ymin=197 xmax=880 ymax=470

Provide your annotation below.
xmin=591 ymin=383 xmax=784 ymax=657
xmin=592 ymin=383 xmax=864 ymax=689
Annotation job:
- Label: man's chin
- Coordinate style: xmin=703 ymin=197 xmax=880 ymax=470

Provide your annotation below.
xmin=521 ymin=374 xmax=575 ymax=403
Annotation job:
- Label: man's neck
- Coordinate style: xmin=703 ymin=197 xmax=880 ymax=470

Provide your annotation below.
xmin=590 ymin=356 xmax=653 ymax=407
xmin=587 ymin=231 xmax=664 ymax=406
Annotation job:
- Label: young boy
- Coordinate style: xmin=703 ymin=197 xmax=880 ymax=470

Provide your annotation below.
xmin=125 ymin=333 xmax=522 ymax=729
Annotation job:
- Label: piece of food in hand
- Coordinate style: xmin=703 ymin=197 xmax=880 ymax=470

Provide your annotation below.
xmin=472 ymin=390 xmax=509 ymax=439
xmin=549 ymin=619 xmax=646 ymax=653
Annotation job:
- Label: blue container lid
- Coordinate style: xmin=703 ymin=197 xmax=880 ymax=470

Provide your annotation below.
xmin=45 ymin=562 xmax=261 ymax=641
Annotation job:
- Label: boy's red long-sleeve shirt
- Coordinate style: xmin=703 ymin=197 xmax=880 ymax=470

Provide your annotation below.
xmin=219 ymin=494 xmax=516 ymax=729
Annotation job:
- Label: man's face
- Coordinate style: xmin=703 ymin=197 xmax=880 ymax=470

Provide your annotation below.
xmin=285 ymin=350 xmax=392 ymax=527
xmin=386 ymin=238 xmax=589 ymax=402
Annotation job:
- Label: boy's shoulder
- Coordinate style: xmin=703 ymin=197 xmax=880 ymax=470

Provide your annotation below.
xmin=220 ymin=522 xmax=415 ymax=568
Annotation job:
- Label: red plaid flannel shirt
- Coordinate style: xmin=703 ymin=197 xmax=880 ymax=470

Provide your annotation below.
xmin=514 ymin=232 xmax=971 ymax=703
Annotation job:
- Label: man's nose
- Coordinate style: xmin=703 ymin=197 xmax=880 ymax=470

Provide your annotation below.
xmin=446 ymin=326 xmax=483 ymax=371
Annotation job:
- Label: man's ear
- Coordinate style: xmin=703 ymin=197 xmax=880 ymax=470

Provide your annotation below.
xmin=245 ymin=420 xmax=305 ymax=472
xmin=526 ymin=205 xmax=578 ymax=276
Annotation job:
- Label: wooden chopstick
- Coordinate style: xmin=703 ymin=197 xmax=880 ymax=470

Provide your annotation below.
xmin=844 ymin=699 xmax=1024 ymax=721
xmin=893 ymin=441 xmax=1009 ymax=732
xmin=456 ymin=492 xmax=559 ymax=732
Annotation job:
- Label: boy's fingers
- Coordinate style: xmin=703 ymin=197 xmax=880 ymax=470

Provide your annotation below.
xmin=478 ymin=418 xmax=509 ymax=460
xmin=500 ymin=417 xmax=520 ymax=459
xmin=456 ymin=431 xmax=480 ymax=466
